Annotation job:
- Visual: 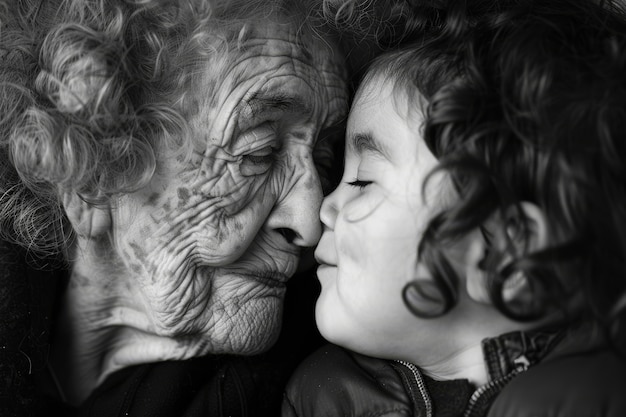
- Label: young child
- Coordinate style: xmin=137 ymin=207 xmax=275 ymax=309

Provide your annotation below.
xmin=283 ymin=1 xmax=626 ymax=416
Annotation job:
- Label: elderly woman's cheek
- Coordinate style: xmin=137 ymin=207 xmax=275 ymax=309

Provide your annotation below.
xmin=202 ymin=173 xmax=279 ymax=259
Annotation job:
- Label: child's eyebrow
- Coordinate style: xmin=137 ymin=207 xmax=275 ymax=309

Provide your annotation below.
xmin=349 ymin=132 xmax=391 ymax=160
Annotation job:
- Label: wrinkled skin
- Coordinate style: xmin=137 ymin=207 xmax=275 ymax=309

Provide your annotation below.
xmin=55 ymin=19 xmax=347 ymax=404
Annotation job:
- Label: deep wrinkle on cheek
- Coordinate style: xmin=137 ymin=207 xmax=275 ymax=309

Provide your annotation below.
xmin=171 ymin=139 xmax=258 ymax=202
xmin=179 ymin=132 xmax=282 ymax=229
xmin=138 ymin=189 xmax=261 ymax=268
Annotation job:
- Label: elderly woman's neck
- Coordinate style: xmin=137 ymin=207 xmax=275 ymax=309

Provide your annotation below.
xmin=50 ymin=241 xmax=187 ymax=405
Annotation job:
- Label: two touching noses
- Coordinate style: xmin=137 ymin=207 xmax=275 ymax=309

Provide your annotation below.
xmin=268 ymin=162 xmax=337 ymax=248
xmin=319 ymin=191 xmax=338 ymax=232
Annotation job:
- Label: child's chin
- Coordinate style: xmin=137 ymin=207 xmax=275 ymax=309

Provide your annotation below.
xmin=315 ymin=299 xmax=343 ymax=343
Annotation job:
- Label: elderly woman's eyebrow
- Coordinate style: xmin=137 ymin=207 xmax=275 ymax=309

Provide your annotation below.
xmin=242 ymin=92 xmax=311 ymax=119
xmin=349 ymin=132 xmax=391 ymax=160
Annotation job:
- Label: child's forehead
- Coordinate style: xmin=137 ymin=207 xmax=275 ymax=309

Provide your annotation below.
xmin=355 ymin=72 xmax=394 ymax=102
xmin=354 ymin=73 xmax=426 ymax=124
xmin=346 ymin=74 xmax=432 ymax=168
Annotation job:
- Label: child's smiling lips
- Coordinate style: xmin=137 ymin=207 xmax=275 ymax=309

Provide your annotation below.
xmin=314 ymin=248 xmax=335 ymax=267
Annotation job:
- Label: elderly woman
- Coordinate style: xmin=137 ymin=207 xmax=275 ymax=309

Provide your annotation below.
xmin=0 ymin=0 xmax=348 ymax=415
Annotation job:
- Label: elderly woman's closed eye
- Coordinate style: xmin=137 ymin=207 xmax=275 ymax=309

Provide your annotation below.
xmin=0 ymin=0 xmax=347 ymax=407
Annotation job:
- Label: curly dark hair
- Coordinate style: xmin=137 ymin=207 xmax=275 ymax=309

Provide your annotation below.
xmin=360 ymin=0 xmax=626 ymax=328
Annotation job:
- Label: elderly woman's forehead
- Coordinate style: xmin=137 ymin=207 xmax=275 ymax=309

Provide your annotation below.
xmin=189 ymin=17 xmax=342 ymax=100
xmin=229 ymin=16 xmax=334 ymax=61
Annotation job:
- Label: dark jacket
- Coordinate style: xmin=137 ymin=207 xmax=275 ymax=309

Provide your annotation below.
xmin=78 ymin=355 xmax=260 ymax=417
xmin=0 ymin=238 xmax=325 ymax=417
xmin=282 ymin=324 xmax=626 ymax=417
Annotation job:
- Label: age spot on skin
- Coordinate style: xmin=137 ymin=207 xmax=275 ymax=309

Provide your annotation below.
xmin=146 ymin=192 xmax=160 ymax=207
xmin=177 ymin=188 xmax=191 ymax=206
xmin=233 ymin=219 xmax=244 ymax=232
xmin=129 ymin=242 xmax=148 ymax=263
xmin=130 ymin=263 xmax=142 ymax=274
xmin=304 ymin=176 xmax=315 ymax=191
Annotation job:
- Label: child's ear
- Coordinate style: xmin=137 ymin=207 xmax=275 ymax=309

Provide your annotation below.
xmin=465 ymin=202 xmax=548 ymax=305
xmin=505 ymin=202 xmax=548 ymax=256
xmin=62 ymin=192 xmax=112 ymax=238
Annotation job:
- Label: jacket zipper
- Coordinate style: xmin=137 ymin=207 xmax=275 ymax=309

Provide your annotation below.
xmin=462 ymin=355 xmax=529 ymax=417
xmin=395 ymin=360 xmax=433 ymax=417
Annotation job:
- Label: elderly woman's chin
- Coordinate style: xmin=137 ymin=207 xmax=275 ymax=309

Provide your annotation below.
xmin=136 ymin=255 xmax=295 ymax=357
xmin=188 ymin=268 xmax=289 ymax=356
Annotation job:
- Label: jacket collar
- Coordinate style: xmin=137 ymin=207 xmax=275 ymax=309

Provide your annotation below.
xmin=481 ymin=327 xmax=565 ymax=381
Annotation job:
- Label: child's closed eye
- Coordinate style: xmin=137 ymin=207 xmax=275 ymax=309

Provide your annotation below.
xmin=347 ymin=179 xmax=372 ymax=189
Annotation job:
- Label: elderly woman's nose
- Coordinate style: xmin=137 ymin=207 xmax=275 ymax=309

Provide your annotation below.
xmin=267 ymin=172 xmax=323 ymax=247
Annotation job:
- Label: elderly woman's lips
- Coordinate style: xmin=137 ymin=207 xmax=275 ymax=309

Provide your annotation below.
xmin=241 ymin=271 xmax=288 ymax=288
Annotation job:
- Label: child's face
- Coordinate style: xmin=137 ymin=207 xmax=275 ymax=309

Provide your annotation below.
xmin=314 ymin=76 xmax=456 ymax=358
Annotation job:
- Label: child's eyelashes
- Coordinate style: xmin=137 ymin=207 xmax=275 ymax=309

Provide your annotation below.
xmin=347 ymin=179 xmax=373 ymax=189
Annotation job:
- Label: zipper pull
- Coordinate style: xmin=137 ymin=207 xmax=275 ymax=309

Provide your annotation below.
xmin=513 ymin=354 xmax=530 ymax=371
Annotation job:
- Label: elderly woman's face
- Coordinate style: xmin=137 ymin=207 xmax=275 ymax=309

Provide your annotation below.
xmin=109 ymin=21 xmax=346 ymax=355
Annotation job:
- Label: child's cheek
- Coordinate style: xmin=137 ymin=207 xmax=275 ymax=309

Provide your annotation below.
xmin=343 ymin=191 xmax=386 ymax=223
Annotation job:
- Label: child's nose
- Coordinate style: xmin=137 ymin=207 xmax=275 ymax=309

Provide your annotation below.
xmin=319 ymin=189 xmax=339 ymax=230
